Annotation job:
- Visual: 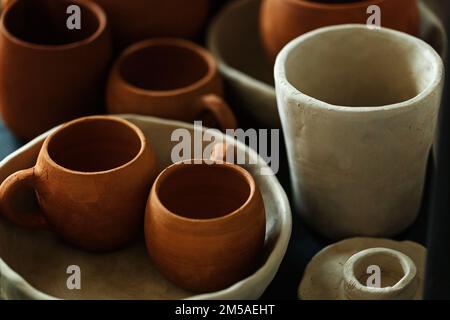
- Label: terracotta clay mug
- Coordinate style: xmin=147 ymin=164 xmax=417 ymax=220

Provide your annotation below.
xmin=275 ymin=25 xmax=444 ymax=239
xmin=0 ymin=116 xmax=158 ymax=251
xmin=0 ymin=0 xmax=112 ymax=140
xmin=260 ymin=0 xmax=420 ymax=61
xmin=85 ymin=0 xmax=209 ymax=48
xmin=106 ymin=38 xmax=238 ymax=131
xmin=145 ymin=160 xmax=266 ymax=292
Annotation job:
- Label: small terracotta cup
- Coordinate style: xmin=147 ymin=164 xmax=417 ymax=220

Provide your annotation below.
xmin=106 ymin=38 xmax=237 ymax=131
xmin=145 ymin=160 xmax=266 ymax=292
xmin=260 ymin=0 xmax=420 ymax=61
xmin=0 ymin=116 xmax=158 ymax=251
xmin=0 ymin=0 xmax=112 ymax=140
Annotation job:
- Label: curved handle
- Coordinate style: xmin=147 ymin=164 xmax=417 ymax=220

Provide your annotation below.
xmin=199 ymin=94 xmax=238 ymax=131
xmin=0 ymin=168 xmax=47 ymax=229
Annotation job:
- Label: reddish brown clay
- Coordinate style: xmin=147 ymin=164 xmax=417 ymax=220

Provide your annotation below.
xmin=145 ymin=161 xmax=266 ymax=292
xmin=87 ymin=0 xmax=209 ymax=48
xmin=0 ymin=116 xmax=158 ymax=251
xmin=260 ymin=0 xmax=420 ymax=61
xmin=0 ymin=0 xmax=112 ymax=140
xmin=106 ymin=38 xmax=237 ymax=131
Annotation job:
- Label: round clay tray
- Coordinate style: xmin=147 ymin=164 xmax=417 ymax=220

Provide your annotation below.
xmin=207 ymin=0 xmax=448 ymax=128
xmin=0 ymin=114 xmax=292 ymax=300
xmin=298 ymin=238 xmax=426 ymax=300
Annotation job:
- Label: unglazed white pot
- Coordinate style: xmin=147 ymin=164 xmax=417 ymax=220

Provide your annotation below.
xmin=275 ymin=24 xmax=444 ymax=239
xmin=299 ymin=238 xmax=426 ymax=300
xmin=207 ymin=0 xmax=447 ymax=128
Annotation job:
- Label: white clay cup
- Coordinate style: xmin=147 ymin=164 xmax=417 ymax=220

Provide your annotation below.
xmin=275 ymin=24 xmax=444 ymax=239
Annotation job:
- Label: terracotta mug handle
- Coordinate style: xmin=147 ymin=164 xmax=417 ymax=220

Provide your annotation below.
xmin=0 ymin=168 xmax=48 ymax=229
xmin=198 ymin=94 xmax=238 ymax=131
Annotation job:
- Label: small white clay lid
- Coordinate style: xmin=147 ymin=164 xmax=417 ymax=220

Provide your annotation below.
xmin=299 ymin=238 xmax=426 ymax=300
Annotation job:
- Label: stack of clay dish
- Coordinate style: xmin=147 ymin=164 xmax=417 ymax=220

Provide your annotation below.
xmin=0 ymin=114 xmax=292 ymax=300
xmin=299 ymin=238 xmax=426 ymax=300
xmin=207 ymin=0 xmax=447 ymax=128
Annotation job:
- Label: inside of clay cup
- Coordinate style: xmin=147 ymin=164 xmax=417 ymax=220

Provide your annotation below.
xmin=3 ymin=0 xmax=100 ymax=45
xmin=157 ymin=163 xmax=251 ymax=219
xmin=284 ymin=27 xmax=438 ymax=107
xmin=47 ymin=118 xmax=141 ymax=172
xmin=119 ymin=44 xmax=210 ymax=91
xmin=352 ymin=251 xmax=407 ymax=288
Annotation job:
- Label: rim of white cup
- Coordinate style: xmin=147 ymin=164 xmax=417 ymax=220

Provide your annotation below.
xmin=275 ymin=24 xmax=444 ymax=113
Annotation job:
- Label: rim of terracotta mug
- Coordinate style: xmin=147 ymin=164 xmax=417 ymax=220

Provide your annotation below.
xmin=0 ymin=0 xmax=107 ymax=51
xmin=111 ymin=38 xmax=218 ymax=97
xmin=275 ymin=24 xmax=444 ymax=114
xmin=152 ymin=160 xmax=257 ymax=225
xmin=285 ymin=0 xmax=392 ymax=10
xmin=41 ymin=115 xmax=147 ymax=176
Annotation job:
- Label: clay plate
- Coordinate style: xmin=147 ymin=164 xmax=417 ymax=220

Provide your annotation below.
xmin=0 ymin=114 xmax=292 ymax=300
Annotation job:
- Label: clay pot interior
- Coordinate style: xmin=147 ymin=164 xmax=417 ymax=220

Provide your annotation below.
xmin=157 ymin=163 xmax=251 ymax=220
xmin=3 ymin=0 xmax=101 ymax=46
xmin=284 ymin=28 xmax=437 ymax=107
xmin=119 ymin=43 xmax=212 ymax=92
xmin=343 ymin=248 xmax=418 ymax=299
xmin=47 ymin=118 xmax=142 ymax=172
xmin=347 ymin=251 xmax=411 ymax=288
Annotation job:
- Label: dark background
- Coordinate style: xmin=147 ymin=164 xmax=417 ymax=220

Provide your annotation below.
xmin=0 ymin=0 xmax=449 ymax=300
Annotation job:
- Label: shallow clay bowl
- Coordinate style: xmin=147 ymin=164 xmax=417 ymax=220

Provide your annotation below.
xmin=298 ymin=238 xmax=426 ymax=300
xmin=207 ymin=0 xmax=447 ymax=128
xmin=0 ymin=114 xmax=292 ymax=300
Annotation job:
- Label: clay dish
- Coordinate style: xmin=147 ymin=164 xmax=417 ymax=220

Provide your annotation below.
xmin=0 ymin=114 xmax=292 ymax=299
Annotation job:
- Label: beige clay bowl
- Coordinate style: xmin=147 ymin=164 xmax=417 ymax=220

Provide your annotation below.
xmin=0 ymin=114 xmax=292 ymax=300
xmin=207 ymin=0 xmax=448 ymax=128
